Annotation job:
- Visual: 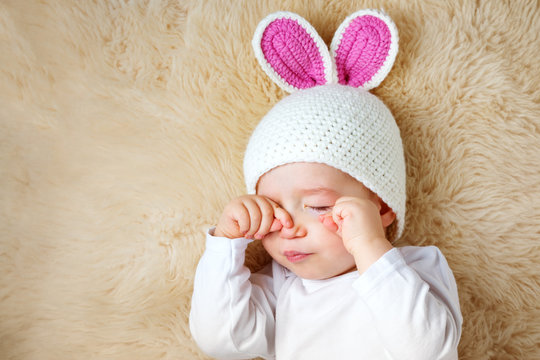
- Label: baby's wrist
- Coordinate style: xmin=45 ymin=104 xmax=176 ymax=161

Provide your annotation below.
xmin=348 ymin=236 xmax=393 ymax=273
xmin=213 ymin=226 xmax=231 ymax=238
xmin=347 ymin=234 xmax=387 ymax=251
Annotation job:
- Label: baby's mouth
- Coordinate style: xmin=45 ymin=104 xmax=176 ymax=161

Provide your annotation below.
xmin=283 ymin=251 xmax=312 ymax=263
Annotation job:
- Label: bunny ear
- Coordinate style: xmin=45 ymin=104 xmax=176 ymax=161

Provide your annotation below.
xmin=330 ymin=9 xmax=398 ymax=90
xmin=253 ymin=12 xmax=335 ymax=93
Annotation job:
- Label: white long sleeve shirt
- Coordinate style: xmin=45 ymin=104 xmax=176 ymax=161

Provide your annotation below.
xmin=190 ymin=232 xmax=462 ymax=359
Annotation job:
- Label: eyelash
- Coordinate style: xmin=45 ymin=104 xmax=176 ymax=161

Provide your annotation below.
xmin=303 ymin=205 xmax=333 ymax=215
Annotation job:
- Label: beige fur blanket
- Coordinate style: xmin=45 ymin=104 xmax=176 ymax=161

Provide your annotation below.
xmin=1 ymin=1 xmax=539 ymax=359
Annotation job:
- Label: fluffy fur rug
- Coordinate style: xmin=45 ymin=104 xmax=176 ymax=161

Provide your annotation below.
xmin=1 ymin=0 xmax=539 ymax=359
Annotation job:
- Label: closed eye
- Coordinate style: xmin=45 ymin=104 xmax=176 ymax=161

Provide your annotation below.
xmin=304 ymin=205 xmax=333 ymax=215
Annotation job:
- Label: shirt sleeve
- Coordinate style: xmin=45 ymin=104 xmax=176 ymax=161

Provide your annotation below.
xmin=352 ymin=246 xmax=463 ymax=360
xmin=189 ymin=230 xmax=276 ymax=360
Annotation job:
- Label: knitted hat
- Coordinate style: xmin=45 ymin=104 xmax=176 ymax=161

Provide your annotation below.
xmin=245 ymin=10 xmax=406 ymax=240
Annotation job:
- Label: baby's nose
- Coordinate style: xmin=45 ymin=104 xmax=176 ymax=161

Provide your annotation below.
xmin=279 ymin=221 xmax=307 ymax=239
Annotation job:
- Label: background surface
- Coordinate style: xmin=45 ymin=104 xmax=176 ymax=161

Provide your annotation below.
xmin=1 ymin=0 xmax=539 ymax=359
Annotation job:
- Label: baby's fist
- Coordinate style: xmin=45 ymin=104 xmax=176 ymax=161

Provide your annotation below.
xmin=214 ymin=195 xmax=292 ymax=240
xmin=331 ymin=197 xmax=387 ymax=257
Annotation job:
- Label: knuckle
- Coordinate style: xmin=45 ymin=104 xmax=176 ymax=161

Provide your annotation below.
xmin=260 ymin=205 xmax=274 ymax=218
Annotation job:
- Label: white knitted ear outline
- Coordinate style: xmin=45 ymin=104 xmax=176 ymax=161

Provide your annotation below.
xmin=330 ymin=9 xmax=399 ymax=90
xmin=252 ymin=11 xmax=336 ymax=93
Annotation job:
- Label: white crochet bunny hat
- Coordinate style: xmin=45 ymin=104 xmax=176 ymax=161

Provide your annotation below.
xmin=244 ymin=10 xmax=406 ymax=240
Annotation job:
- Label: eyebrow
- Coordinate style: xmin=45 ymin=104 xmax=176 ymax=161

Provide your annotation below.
xmin=301 ymin=187 xmax=339 ymax=197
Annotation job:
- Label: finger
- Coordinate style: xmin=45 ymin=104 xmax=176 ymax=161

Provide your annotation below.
xmin=338 ymin=195 xmax=380 ymax=211
xmin=318 ymin=214 xmax=338 ymax=232
xmin=241 ymin=198 xmax=262 ymax=238
xmin=263 ymin=197 xmax=293 ymax=229
xmin=229 ymin=202 xmax=251 ymax=236
xmin=330 ymin=203 xmax=349 ymax=234
xmin=273 ymin=206 xmax=293 ymax=228
xmin=253 ymin=197 xmax=276 ymax=239
xmin=331 ymin=201 xmax=346 ymax=222
xmin=269 ymin=218 xmax=283 ymax=233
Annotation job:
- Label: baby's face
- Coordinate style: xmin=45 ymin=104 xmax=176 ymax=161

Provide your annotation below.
xmin=257 ymin=162 xmax=374 ymax=280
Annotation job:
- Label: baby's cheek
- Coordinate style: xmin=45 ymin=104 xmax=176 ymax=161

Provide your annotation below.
xmin=260 ymin=235 xmax=279 ymax=255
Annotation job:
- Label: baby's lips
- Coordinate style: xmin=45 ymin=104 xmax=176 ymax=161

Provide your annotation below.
xmin=319 ymin=214 xmax=338 ymax=232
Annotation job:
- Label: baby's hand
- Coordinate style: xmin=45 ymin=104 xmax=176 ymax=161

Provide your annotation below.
xmin=321 ymin=196 xmax=392 ymax=272
xmin=214 ymin=195 xmax=292 ymax=239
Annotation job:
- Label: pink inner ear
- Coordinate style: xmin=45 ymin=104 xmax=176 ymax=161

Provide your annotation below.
xmin=334 ymin=15 xmax=391 ymax=87
xmin=261 ymin=18 xmax=327 ymax=89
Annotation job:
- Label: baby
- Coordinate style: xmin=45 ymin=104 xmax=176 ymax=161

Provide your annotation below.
xmin=190 ymin=10 xmax=462 ymax=360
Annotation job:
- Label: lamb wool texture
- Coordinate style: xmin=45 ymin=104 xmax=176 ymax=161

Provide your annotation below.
xmin=1 ymin=1 xmax=540 ymax=359
xmin=244 ymin=84 xmax=406 ymax=240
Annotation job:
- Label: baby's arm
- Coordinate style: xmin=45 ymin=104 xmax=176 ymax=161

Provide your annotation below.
xmin=353 ymin=246 xmax=462 ymax=360
xmin=329 ymin=196 xmax=394 ymax=273
xmin=189 ymin=234 xmax=275 ymax=359
xmin=326 ymin=197 xmax=461 ymax=359
xmin=190 ymin=195 xmax=291 ymax=359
